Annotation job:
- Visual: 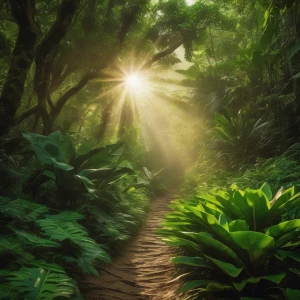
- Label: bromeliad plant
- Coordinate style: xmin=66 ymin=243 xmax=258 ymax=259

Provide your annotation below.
xmin=159 ymin=183 xmax=300 ymax=300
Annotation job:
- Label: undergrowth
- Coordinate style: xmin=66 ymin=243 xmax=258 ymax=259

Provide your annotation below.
xmin=0 ymin=131 xmax=157 ymax=299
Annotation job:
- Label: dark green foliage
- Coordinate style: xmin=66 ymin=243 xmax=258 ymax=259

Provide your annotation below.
xmin=0 ymin=131 xmax=153 ymax=299
xmin=213 ymin=111 xmax=273 ymax=167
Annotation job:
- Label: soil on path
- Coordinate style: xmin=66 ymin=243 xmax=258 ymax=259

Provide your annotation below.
xmin=80 ymin=193 xmax=183 ymax=300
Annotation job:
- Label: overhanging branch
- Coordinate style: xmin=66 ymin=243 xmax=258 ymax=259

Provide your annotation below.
xmin=143 ymin=40 xmax=183 ymax=69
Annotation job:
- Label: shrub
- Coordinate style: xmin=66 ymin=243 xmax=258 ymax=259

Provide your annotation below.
xmin=160 ymin=183 xmax=300 ymax=299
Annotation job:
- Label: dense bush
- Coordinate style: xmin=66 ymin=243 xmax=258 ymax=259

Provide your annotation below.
xmin=0 ymin=131 xmax=154 ymax=299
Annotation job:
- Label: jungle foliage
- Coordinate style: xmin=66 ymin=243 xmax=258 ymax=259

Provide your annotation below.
xmin=159 ymin=0 xmax=300 ymax=299
xmin=0 ymin=130 xmax=155 ymax=299
xmin=160 ymin=183 xmax=300 ymax=299
xmin=0 ymin=0 xmax=300 ymax=299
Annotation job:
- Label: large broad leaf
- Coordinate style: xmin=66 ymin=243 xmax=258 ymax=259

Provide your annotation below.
xmin=206 ymin=257 xmax=243 ymax=277
xmin=233 ymin=186 xmax=270 ymax=230
xmin=276 ymin=250 xmax=300 ymax=262
xmin=74 ymin=143 xmax=124 ymax=169
xmin=266 ymin=220 xmax=300 ymax=239
xmin=185 ymin=232 xmax=243 ymax=266
xmin=178 ymin=280 xmax=218 ymax=293
xmin=229 ymin=220 xmax=249 ymax=232
xmin=233 ymin=273 xmax=286 ymax=291
xmin=244 ymin=186 xmax=270 ymax=230
xmin=22 ymin=131 xmax=64 ymax=163
xmin=261 ymin=182 xmax=272 ymax=201
xmin=22 ymin=131 xmax=73 ymax=171
xmin=206 ymin=283 xmax=233 ymax=292
xmin=184 ymin=204 xmax=234 ymax=246
xmin=230 ymin=231 xmax=274 ymax=264
xmin=273 ymin=227 xmax=300 ymax=248
xmin=78 ymin=168 xmax=113 ymax=179
xmin=269 ymin=187 xmax=295 ymax=213
xmin=232 ymin=191 xmax=254 ymax=228
xmin=208 ymin=193 xmax=244 ymax=219
xmin=8 ymin=265 xmax=76 ymax=299
xmin=286 ymin=288 xmax=300 ymax=300
xmin=266 ymin=220 xmax=300 ymax=248
xmin=171 ymin=256 xmax=213 ymax=268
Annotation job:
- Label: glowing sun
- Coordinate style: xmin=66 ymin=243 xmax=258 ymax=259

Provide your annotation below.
xmin=126 ymin=74 xmax=142 ymax=88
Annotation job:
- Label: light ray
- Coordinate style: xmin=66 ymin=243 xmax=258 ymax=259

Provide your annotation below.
xmin=92 ymin=56 xmax=201 ymax=170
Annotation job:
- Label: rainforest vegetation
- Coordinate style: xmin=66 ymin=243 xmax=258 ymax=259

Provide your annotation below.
xmin=0 ymin=0 xmax=300 ymax=299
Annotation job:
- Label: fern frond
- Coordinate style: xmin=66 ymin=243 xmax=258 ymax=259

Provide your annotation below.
xmin=46 ymin=211 xmax=84 ymax=222
xmin=13 ymin=230 xmax=60 ymax=248
xmin=0 ymin=236 xmax=35 ymax=261
xmin=36 ymin=216 xmax=110 ymax=274
xmin=0 ymin=198 xmax=48 ymax=221
xmin=8 ymin=264 xmax=76 ymax=299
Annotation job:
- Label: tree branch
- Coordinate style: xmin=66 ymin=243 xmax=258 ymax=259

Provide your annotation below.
xmin=12 ymin=105 xmax=38 ymax=126
xmin=143 ymin=39 xmax=183 ymax=69
xmin=50 ymin=71 xmax=100 ymax=120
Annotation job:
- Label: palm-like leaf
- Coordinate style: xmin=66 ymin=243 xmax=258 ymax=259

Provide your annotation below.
xmin=8 ymin=265 xmax=76 ymax=300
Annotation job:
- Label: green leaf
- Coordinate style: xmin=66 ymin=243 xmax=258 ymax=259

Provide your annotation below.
xmin=0 ymin=199 xmax=48 ymax=221
xmin=244 ymin=187 xmax=270 ymax=229
xmin=206 ymin=257 xmax=243 ymax=277
xmin=13 ymin=230 xmax=60 ymax=248
xmin=261 ymin=182 xmax=272 ymax=200
xmin=276 ymin=250 xmax=300 ymax=262
xmin=36 ymin=215 xmax=111 ymax=269
xmin=178 ymin=280 xmax=216 ymax=293
xmin=269 ymin=187 xmax=295 ymax=211
xmin=8 ymin=266 xmax=76 ymax=299
xmin=230 ymin=231 xmax=274 ymax=263
xmin=206 ymin=283 xmax=233 ymax=292
xmin=266 ymin=220 xmax=300 ymax=239
xmin=185 ymin=232 xmax=243 ymax=266
xmin=51 ymin=159 xmax=74 ymax=171
xmin=23 ymin=131 xmax=65 ymax=163
xmin=289 ymin=39 xmax=300 ymax=58
xmin=229 ymin=220 xmax=249 ymax=232
xmin=233 ymin=273 xmax=286 ymax=291
xmin=286 ymin=288 xmax=300 ymax=300
xmin=184 ymin=204 xmax=234 ymax=245
xmin=171 ymin=256 xmax=213 ymax=268
xmin=45 ymin=211 xmax=84 ymax=221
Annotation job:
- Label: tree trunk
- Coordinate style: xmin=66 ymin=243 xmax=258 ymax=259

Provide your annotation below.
xmin=0 ymin=0 xmax=37 ymax=137
xmin=34 ymin=0 xmax=80 ymax=135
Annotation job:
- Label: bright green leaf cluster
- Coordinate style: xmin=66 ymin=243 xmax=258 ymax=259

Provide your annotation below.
xmin=160 ymin=183 xmax=300 ymax=299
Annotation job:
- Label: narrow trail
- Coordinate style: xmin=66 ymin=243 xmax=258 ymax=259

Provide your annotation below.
xmin=80 ymin=193 xmax=183 ymax=300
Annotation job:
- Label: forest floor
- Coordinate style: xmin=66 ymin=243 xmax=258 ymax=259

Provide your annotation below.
xmin=79 ymin=193 xmax=183 ymax=300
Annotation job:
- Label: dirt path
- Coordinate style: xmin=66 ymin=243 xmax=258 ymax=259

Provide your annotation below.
xmin=80 ymin=193 xmax=183 ymax=300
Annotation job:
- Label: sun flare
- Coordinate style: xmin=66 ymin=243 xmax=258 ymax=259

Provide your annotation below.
xmin=126 ymin=74 xmax=142 ymax=88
